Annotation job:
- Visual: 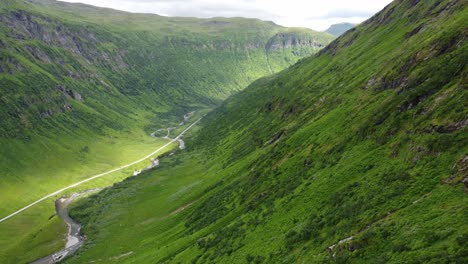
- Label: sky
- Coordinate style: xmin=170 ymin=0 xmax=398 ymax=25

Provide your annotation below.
xmin=60 ymin=0 xmax=393 ymax=31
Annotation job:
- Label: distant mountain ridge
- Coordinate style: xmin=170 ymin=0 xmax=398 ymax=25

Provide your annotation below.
xmin=325 ymin=22 xmax=356 ymax=36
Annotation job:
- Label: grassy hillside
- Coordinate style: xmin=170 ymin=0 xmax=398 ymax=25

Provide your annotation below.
xmin=0 ymin=0 xmax=334 ymax=262
xmin=65 ymin=0 xmax=467 ymax=263
xmin=0 ymin=0 xmax=333 ymax=138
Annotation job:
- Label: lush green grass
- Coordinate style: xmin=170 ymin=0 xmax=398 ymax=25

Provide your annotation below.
xmin=0 ymin=0 xmax=333 ymax=262
xmin=0 ymin=109 xmax=211 ymax=263
xmin=5 ymin=213 xmax=68 ymax=263
xmin=0 ymin=0 xmax=331 ymax=210
xmin=0 ymin=0 xmax=334 ymax=139
xmin=0 ymin=134 xmax=179 ymax=263
xmin=63 ymin=0 xmax=467 ymax=263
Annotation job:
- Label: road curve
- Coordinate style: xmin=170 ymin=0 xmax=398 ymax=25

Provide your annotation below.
xmin=0 ymin=118 xmax=202 ymax=224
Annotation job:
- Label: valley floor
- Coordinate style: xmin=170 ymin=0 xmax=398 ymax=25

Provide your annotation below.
xmin=0 ymin=111 xmax=207 ymax=264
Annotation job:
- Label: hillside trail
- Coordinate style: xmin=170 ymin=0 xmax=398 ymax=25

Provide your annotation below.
xmin=28 ymin=113 xmax=200 ymax=263
xmin=151 ymin=111 xmax=195 ymax=139
xmin=151 ymin=111 xmax=195 ymax=150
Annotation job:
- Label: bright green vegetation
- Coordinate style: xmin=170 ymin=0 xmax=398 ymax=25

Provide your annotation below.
xmin=65 ymin=0 xmax=467 ymax=263
xmin=325 ymin=23 xmax=357 ymax=37
xmin=0 ymin=0 xmax=334 ymax=262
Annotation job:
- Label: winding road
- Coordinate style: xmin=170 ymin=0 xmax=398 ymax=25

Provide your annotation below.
xmin=0 ymin=117 xmax=202 ymax=224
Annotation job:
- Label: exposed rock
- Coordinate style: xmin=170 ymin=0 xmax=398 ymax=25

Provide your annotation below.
xmin=56 ymin=85 xmax=83 ymax=101
xmin=26 ymin=45 xmax=52 ymax=63
xmin=379 ymin=75 xmax=408 ymax=91
xmin=40 ymin=109 xmax=54 ymax=119
xmin=281 ymin=105 xmax=299 ymax=120
xmin=411 ymin=0 xmax=422 ymax=7
xmin=424 ymin=120 xmax=468 ymax=134
xmin=342 ymin=32 xmax=360 ymax=48
xmin=264 ymin=102 xmax=274 ymax=112
xmin=68 ymin=72 xmax=82 ymax=79
xmin=459 ymin=156 xmax=468 ymax=192
xmin=444 ymin=156 xmax=468 ymax=192
xmin=56 ymin=85 xmax=66 ymax=93
xmin=415 ymin=146 xmax=427 ymax=153
xmin=463 ymin=176 xmax=468 ymax=193
xmin=366 ymin=5 xmax=395 ymax=25
xmin=265 ymin=130 xmax=285 ymax=145
xmin=69 ymin=91 xmax=82 ymax=101
xmin=1 ymin=10 xmax=125 ymax=67
xmin=266 ymin=33 xmax=325 ymax=52
xmin=399 ymin=88 xmax=435 ymax=112
xmin=405 ymin=24 xmax=425 ymax=39
xmin=327 ymin=236 xmax=354 ymax=254
xmin=434 ymin=120 xmax=468 ymax=133
xmin=364 ymin=77 xmax=379 ymax=89
xmin=438 ymin=0 xmax=461 ymax=17
xmin=0 ymin=56 xmax=24 ymax=74
xmin=63 ymin=103 xmax=72 ymax=111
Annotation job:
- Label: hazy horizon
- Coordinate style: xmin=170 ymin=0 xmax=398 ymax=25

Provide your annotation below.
xmin=59 ymin=0 xmax=393 ymax=31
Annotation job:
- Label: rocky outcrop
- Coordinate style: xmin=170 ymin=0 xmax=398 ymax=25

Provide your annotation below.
xmin=0 ymin=10 xmax=128 ymax=69
xmin=443 ymin=156 xmax=468 ymax=192
xmin=432 ymin=120 xmax=468 ymax=134
xmin=266 ymin=32 xmax=327 ymax=52
xmin=456 ymin=156 xmax=468 ymax=193
xmin=0 ymin=56 xmax=24 ymax=74
xmin=56 ymin=85 xmax=83 ymax=101
xmin=265 ymin=130 xmax=285 ymax=145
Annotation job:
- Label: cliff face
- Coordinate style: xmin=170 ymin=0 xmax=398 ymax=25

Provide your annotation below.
xmin=266 ymin=32 xmax=328 ymax=51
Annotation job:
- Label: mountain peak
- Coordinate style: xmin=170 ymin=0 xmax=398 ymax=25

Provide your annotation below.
xmin=325 ymin=22 xmax=357 ymax=37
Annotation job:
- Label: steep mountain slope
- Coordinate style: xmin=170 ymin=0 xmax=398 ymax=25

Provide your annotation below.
xmin=325 ymin=22 xmax=356 ymax=37
xmin=0 ymin=0 xmax=334 ymax=261
xmin=64 ymin=0 xmax=467 ymax=263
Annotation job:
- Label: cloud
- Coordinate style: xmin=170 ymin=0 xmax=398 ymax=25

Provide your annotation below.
xmin=59 ymin=0 xmax=393 ymax=31
xmin=322 ymin=9 xmax=377 ymax=19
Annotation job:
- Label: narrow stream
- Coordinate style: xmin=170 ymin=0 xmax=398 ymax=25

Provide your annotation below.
xmin=30 ymin=112 xmax=197 ymax=263
xmin=31 ymin=192 xmax=89 ymax=264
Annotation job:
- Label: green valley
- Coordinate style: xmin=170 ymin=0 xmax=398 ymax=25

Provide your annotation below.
xmin=63 ymin=0 xmax=467 ymax=263
xmin=0 ymin=0 xmax=334 ymax=262
xmin=1 ymin=0 xmax=467 ymax=263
